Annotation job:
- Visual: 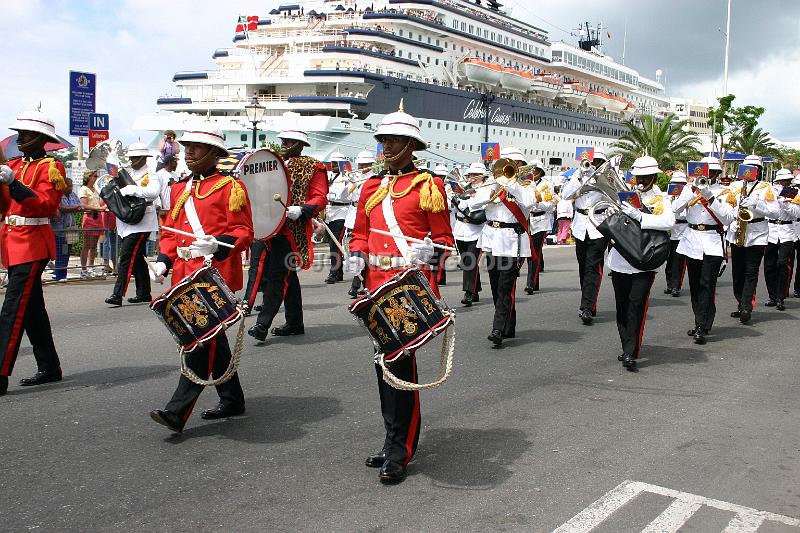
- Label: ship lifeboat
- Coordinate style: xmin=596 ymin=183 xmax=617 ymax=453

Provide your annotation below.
xmin=623 ymin=103 xmax=636 ymax=118
xmin=463 ymin=58 xmax=502 ymax=85
xmin=530 ymin=74 xmax=561 ymax=99
xmin=499 ymin=67 xmax=532 ymax=92
xmin=559 ymin=82 xmax=588 ymax=105
xmin=586 ymin=91 xmax=629 ymax=112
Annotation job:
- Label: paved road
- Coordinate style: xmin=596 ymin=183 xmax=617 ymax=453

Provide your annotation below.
xmin=2 ymin=245 xmax=799 ymax=532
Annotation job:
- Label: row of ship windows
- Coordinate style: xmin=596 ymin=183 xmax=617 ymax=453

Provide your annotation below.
xmin=429 ymin=143 xmax=610 ymax=160
xmin=422 ymin=119 xmax=623 ymax=137
xmin=398 ymin=27 xmax=543 ymax=58
xmin=551 ymin=51 xmax=637 ymax=86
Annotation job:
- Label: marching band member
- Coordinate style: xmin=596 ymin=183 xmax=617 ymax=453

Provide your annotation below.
xmin=561 ymin=148 xmax=610 ymax=324
xmin=525 ymin=159 xmax=554 ymax=294
xmin=451 ymin=162 xmax=487 ymax=306
xmin=664 ymin=171 xmax=688 ymax=296
xmin=0 ymin=110 xmax=66 ymax=396
xmin=149 ymin=124 xmax=253 ymax=432
xmin=324 ymin=151 xmax=351 ymax=284
xmin=104 ymin=143 xmax=161 ymax=307
xmin=672 ymin=156 xmax=733 ymax=345
xmin=763 ymin=169 xmax=800 ymax=310
xmin=793 ymin=173 xmax=800 ymax=298
xmin=433 ymin=163 xmax=451 ymax=286
xmin=346 ymin=150 xmax=374 ymax=298
xmin=247 ymin=129 xmax=328 ymax=341
xmin=724 ymin=155 xmax=780 ymax=323
xmin=609 ymin=156 xmax=674 ymax=371
xmin=346 ymin=105 xmax=453 ymax=484
xmin=468 ymin=147 xmax=536 ymax=347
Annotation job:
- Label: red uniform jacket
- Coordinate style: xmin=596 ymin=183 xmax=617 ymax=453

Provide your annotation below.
xmin=349 ymin=169 xmax=454 ymax=294
xmin=275 ymin=161 xmax=328 ymax=265
xmin=0 ymin=157 xmax=65 ymax=267
xmin=159 ymin=173 xmax=254 ymax=292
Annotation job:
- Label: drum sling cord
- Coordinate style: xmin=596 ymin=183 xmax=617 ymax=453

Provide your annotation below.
xmin=179 ymin=317 xmax=245 ymax=387
xmin=376 ymin=322 xmax=455 ymax=391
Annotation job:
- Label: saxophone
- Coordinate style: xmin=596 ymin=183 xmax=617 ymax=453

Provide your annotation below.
xmin=733 ymin=183 xmax=754 ymax=247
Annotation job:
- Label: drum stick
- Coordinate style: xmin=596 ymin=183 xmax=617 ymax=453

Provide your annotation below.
xmin=369 ymin=228 xmax=458 ymax=252
xmin=159 ymin=226 xmax=236 ymax=248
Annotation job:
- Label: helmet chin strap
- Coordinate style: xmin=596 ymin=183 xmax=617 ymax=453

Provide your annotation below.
xmin=384 ymin=139 xmax=413 ymax=164
xmin=187 ymin=147 xmax=219 ymax=175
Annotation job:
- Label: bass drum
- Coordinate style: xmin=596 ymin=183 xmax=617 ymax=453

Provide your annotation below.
xmin=235 ymin=149 xmax=290 ymax=239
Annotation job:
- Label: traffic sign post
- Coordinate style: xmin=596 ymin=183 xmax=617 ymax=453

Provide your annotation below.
xmin=69 ymin=71 xmax=96 ymax=159
xmin=88 ymin=113 xmax=109 ymax=150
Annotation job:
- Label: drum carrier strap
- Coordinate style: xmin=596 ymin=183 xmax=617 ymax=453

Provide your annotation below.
xmin=375 ymin=323 xmax=455 ymax=391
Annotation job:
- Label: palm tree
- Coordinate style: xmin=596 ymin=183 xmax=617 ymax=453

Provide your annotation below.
xmin=731 ymin=126 xmax=781 ymax=158
xmin=611 ymin=113 xmax=703 ymax=171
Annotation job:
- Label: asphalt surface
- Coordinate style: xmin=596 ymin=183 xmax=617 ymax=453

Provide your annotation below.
xmin=2 ymin=245 xmax=799 ymax=532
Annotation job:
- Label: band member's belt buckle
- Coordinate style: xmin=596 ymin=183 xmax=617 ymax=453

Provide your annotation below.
xmin=177 ymin=247 xmax=193 ymax=260
xmin=491 ymin=221 xmax=501 ymax=228
xmin=697 ymin=224 xmax=706 ymax=231
xmin=5 ymin=216 xmax=19 ymax=226
xmin=380 ymin=256 xmax=392 ymax=269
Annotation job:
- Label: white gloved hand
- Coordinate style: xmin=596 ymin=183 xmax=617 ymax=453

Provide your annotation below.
xmin=457 ymin=199 xmax=469 ymax=210
xmin=741 ymin=196 xmax=758 ymax=209
xmin=346 ymin=255 xmax=366 ymax=275
xmin=0 ymin=165 xmax=16 ymax=184
xmin=119 ymin=185 xmax=139 ymax=197
xmin=286 ymin=206 xmax=303 ymax=220
xmin=700 ymin=187 xmax=715 ymax=199
xmin=149 ymin=262 xmax=168 ymax=283
xmin=409 ymin=237 xmax=435 ymax=264
xmin=188 ymin=235 xmax=219 ymax=256
xmin=621 ymin=202 xmax=643 ymax=221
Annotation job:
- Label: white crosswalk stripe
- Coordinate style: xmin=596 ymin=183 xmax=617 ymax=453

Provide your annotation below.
xmin=553 ymin=480 xmax=800 ymax=533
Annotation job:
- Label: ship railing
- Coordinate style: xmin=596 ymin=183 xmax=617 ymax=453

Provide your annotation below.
xmin=162 ymin=94 xmax=291 ymax=104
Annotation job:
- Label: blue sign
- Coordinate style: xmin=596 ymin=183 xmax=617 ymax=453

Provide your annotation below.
xmin=89 ymin=113 xmax=108 ymax=131
xmin=69 ymin=71 xmax=96 ymax=136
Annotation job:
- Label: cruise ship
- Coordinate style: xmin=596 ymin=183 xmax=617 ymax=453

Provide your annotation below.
xmin=134 ymin=0 xmax=670 ymax=168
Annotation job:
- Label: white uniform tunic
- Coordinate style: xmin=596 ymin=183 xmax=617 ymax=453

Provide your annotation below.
xmin=670 ymin=197 xmax=688 ymax=241
xmin=556 ymin=196 xmax=573 ymax=219
xmin=607 ymin=186 xmax=675 ymax=274
xmin=453 ymin=198 xmax=483 ymax=242
xmin=673 ymin=184 xmax=734 ymax=260
xmin=344 ymin=172 xmax=372 ymax=230
xmin=326 ymin=174 xmax=352 ymax=223
xmin=116 ymin=166 xmax=161 ymax=239
xmin=723 ymin=181 xmax=780 ymax=247
xmin=560 ymin=171 xmax=605 ymax=240
xmin=468 ymin=182 xmax=536 ymax=257
xmin=155 ymin=168 xmax=176 ymax=211
xmin=767 ymin=184 xmax=800 ymax=244
xmin=528 ymin=177 xmax=555 ymax=234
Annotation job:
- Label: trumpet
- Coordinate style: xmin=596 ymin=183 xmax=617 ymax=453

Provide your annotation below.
xmin=492 ymin=158 xmax=535 ymax=186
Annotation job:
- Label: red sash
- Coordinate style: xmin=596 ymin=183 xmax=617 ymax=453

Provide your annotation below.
xmin=499 ymin=189 xmax=537 ymax=261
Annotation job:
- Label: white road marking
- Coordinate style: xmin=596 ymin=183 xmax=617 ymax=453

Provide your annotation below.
xmin=553 ymin=480 xmax=800 ymax=533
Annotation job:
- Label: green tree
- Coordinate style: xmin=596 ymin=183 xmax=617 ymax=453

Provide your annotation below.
xmin=731 ymin=126 xmax=780 ymax=158
xmin=775 ymin=147 xmax=800 ymax=169
xmin=708 ymin=94 xmax=765 ymax=171
xmin=611 ymin=113 xmax=702 ymax=171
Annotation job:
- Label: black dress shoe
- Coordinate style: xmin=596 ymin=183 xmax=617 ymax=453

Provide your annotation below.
xmin=671 ymin=288 xmax=681 ymax=297
xmin=472 ymin=293 xmax=479 ymax=302
xmin=201 ymin=403 xmax=245 ymax=420
xmin=580 ymin=309 xmax=593 ymax=325
xmin=622 ymin=354 xmax=638 ymax=372
xmin=247 ymin=322 xmax=268 ymax=342
xmin=324 ymin=275 xmax=338 ymax=284
xmin=730 ymin=310 xmax=741 ymax=318
xmin=271 ymin=323 xmax=305 ymax=336
xmin=253 ymin=304 xmax=263 ymax=312
xmin=127 ymin=295 xmax=152 ymax=304
xmin=663 ymin=287 xmax=672 ymax=294
xmin=777 ymin=299 xmax=786 ymax=311
xmin=19 ymin=370 xmax=62 ymax=386
xmin=487 ymin=330 xmax=503 ymax=346
xmin=693 ymin=329 xmax=706 ymax=345
xmin=149 ymin=409 xmax=184 ymax=433
xmin=365 ymin=450 xmax=387 ymax=468
xmin=524 ymin=287 xmax=534 ymax=295
xmin=687 ymin=326 xmax=698 ymax=337
xmin=0 ymin=376 xmax=7 ymax=396
xmin=765 ymin=299 xmax=777 ymax=307
xmin=379 ymin=460 xmax=407 ymax=484
xmin=348 ymin=287 xmax=358 ymax=298
xmin=460 ymin=292 xmax=473 ymax=306
xmin=739 ymin=310 xmax=752 ymax=324
xmin=105 ymin=295 xmax=122 ymax=307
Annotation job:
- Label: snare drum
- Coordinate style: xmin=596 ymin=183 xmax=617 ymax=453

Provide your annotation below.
xmin=348 ymin=267 xmax=454 ymax=362
xmin=150 ymin=265 xmax=244 ymax=352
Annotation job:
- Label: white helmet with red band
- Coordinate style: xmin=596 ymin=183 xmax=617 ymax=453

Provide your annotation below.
xmin=10 ymin=110 xmax=60 ymax=143
xmin=374 ymin=103 xmax=427 ymax=150
xmin=178 ymin=124 xmax=230 ymax=154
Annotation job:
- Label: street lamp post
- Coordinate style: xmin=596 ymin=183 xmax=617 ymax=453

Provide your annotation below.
xmin=244 ymin=96 xmax=266 ymax=149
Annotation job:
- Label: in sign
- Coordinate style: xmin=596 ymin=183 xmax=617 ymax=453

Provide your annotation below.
xmin=89 ymin=113 xmax=109 ymax=131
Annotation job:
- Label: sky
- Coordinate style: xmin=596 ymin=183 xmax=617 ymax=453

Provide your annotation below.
xmin=2 ymin=0 xmax=799 ymax=148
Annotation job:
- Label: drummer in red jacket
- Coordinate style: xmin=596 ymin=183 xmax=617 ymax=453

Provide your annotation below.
xmin=347 ymin=104 xmax=454 ymax=484
xmin=148 ymin=124 xmax=254 ymax=433
xmin=0 ymin=111 xmax=66 ymax=396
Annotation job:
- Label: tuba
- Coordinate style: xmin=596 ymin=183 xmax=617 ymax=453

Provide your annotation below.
xmin=577 ymin=161 xmax=630 ymax=209
xmin=86 ymin=140 xmax=148 ymax=225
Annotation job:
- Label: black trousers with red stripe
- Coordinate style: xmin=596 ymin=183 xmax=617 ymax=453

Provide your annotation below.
xmin=0 ymin=259 xmax=60 ymax=377
xmin=254 ymin=235 xmax=304 ymax=328
xmin=730 ymin=244 xmax=765 ymax=312
xmin=611 ymin=270 xmax=655 ymax=359
xmin=165 ymin=332 xmax=244 ymax=422
xmin=764 ymin=241 xmax=795 ymax=301
xmin=243 ymin=239 xmax=268 ymax=310
xmin=686 ymin=255 xmax=723 ymax=332
xmin=664 ymin=239 xmax=687 ymax=290
xmin=794 ymin=241 xmax=800 ymax=295
xmin=486 ymin=253 xmax=520 ymax=337
xmin=375 ymin=356 xmax=420 ymax=465
xmin=575 ymin=236 xmax=608 ymax=313
xmin=525 ymin=231 xmax=547 ymax=291
xmin=111 ymin=232 xmax=150 ymax=299
xmin=326 ymin=218 xmax=347 ymax=279
xmin=456 ymin=239 xmax=482 ymax=295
